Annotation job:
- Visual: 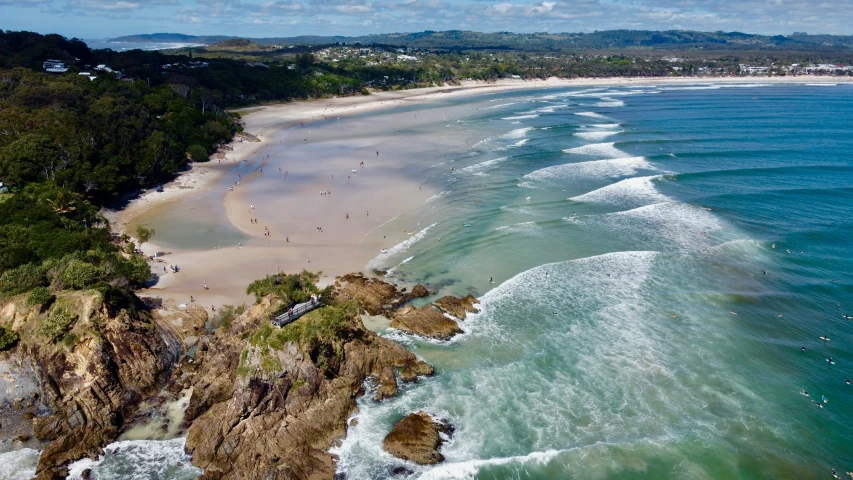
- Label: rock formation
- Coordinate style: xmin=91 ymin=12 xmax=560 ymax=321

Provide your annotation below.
xmin=432 ymin=295 xmax=480 ymax=320
xmin=383 ymin=411 xmax=453 ymax=465
xmin=1 ymin=290 xmax=182 ymax=479
xmin=390 ymin=305 xmax=463 ymax=340
xmin=184 ymin=301 xmax=434 ymax=480
xmin=333 ymin=273 xmax=431 ymax=317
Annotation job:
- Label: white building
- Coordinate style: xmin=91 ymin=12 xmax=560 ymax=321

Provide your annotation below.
xmin=43 ymin=59 xmax=68 ymax=73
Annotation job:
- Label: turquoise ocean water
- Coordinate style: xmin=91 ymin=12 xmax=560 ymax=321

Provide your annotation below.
xmin=333 ymin=83 xmax=853 ymax=479
xmin=8 ymin=83 xmax=852 ymax=479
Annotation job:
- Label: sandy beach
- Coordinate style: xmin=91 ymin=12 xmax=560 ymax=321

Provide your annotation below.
xmin=107 ymin=74 xmax=851 ymax=311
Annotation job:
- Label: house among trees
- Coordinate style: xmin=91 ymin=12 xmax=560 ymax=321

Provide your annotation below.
xmin=42 ymin=59 xmax=68 ymax=73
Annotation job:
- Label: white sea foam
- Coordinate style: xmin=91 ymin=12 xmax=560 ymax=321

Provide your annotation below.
xmin=482 ymin=102 xmax=517 ymax=110
xmin=66 ymin=438 xmax=200 ymax=480
xmin=806 ymin=83 xmax=837 ymax=87
xmin=524 ymin=156 xmax=653 ymax=182
xmin=458 ymin=157 xmax=509 ymax=173
xmin=418 ymin=449 xmax=565 ymax=480
xmin=533 ymin=104 xmax=569 ymax=113
xmin=590 ymin=123 xmax=621 ymax=128
xmin=1 ymin=448 xmax=41 ymax=480
xmin=570 ymin=175 xmax=670 ymax=207
xmin=575 ymin=111 xmax=609 ymax=119
xmin=426 ymin=191 xmax=449 ymax=202
xmin=575 ymin=129 xmax=623 ymax=141
xmin=502 ymin=114 xmax=539 ymax=120
xmin=563 ymin=141 xmax=626 ymax=158
xmin=384 ymin=256 xmax=414 ymax=277
xmin=500 ymin=127 xmax=533 ymax=139
xmin=495 ymin=221 xmax=542 ymax=236
xmin=366 ymin=223 xmax=437 ymax=270
xmin=593 ymin=202 xmax=726 ymax=251
xmin=593 ymin=97 xmax=625 ymax=107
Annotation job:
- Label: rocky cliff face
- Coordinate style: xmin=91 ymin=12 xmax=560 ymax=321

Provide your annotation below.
xmin=183 ymin=301 xmax=433 ymax=480
xmin=0 ymin=290 xmax=182 ymax=479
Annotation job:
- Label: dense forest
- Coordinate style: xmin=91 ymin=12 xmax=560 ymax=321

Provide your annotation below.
xmin=0 ymin=31 xmax=240 ymax=311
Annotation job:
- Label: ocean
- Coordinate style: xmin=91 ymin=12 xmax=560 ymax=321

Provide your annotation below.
xmin=83 ymin=40 xmax=205 ymax=52
xmin=7 ymin=82 xmax=852 ymax=479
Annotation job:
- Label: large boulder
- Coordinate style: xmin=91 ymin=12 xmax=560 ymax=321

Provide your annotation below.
xmin=432 ymin=295 xmax=480 ymax=320
xmin=390 ymin=306 xmax=462 ymax=340
xmin=383 ymin=411 xmax=453 ymax=465
xmin=409 ymin=285 xmax=430 ymax=299
xmin=334 ymin=273 xmax=401 ymax=316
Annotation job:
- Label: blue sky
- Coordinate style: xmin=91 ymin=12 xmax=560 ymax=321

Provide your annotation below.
xmin=1 ymin=0 xmax=850 ymax=39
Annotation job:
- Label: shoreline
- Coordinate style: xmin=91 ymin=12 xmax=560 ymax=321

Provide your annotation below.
xmin=108 ymin=74 xmax=850 ymax=308
xmin=106 ymin=74 xmax=850 ymax=233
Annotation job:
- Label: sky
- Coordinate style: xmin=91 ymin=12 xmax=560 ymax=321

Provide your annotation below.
xmin=0 ymin=0 xmax=851 ymax=40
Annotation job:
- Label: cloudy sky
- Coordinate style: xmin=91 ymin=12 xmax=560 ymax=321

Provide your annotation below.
xmin=1 ymin=0 xmax=850 ymax=39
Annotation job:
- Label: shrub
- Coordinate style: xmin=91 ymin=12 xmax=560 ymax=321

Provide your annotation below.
xmin=39 ymin=306 xmax=77 ymax=341
xmin=0 ymin=326 xmax=19 ymax=351
xmin=135 ymin=226 xmax=154 ymax=245
xmin=246 ymin=270 xmax=320 ymax=304
xmin=27 ymin=286 xmax=53 ymax=306
xmin=62 ymin=332 xmax=79 ymax=348
xmin=60 ymin=260 xmax=101 ymax=289
xmin=0 ymin=263 xmax=46 ymax=295
xmin=186 ymin=144 xmax=209 ymax=162
xmin=125 ymin=242 xmax=136 ymax=254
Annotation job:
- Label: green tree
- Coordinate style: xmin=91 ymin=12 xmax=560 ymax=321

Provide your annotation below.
xmin=186 ymin=144 xmax=209 ymax=162
xmin=135 ymin=225 xmax=155 ymax=247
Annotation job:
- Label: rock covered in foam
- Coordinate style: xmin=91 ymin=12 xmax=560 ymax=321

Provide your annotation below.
xmin=383 ymin=411 xmax=453 ymax=465
xmin=390 ymin=305 xmax=462 ymax=340
xmin=432 ymin=295 xmax=480 ymax=320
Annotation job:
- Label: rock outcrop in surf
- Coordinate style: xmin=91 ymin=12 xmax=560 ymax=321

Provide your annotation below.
xmin=383 ymin=411 xmax=453 ymax=465
xmin=432 ymin=294 xmax=480 ymax=320
xmin=391 ymin=305 xmax=463 ymax=340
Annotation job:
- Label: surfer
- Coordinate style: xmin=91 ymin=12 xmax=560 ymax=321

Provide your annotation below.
xmin=846 ymin=379 xmax=851 ymax=385
xmin=801 ymin=347 xmax=807 ymax=352
xmin=489 ymin=277 xmax=493 ymax=283
xmin=801 ymin=389 xmax=809 ymax=396
xmin=827 ymin=357 xmax=835 ymax=365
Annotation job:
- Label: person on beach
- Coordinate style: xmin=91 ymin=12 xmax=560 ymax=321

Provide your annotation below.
xmin=346 ymin=213 xmax=349 ymax=219
xmin=203 ymin=283 xmax=209 ymax=290
xmin=190 ymin=295 xmax=194 ymax=303
xmin=211 ymin=305 xmax=216 ymax=311
xmin=286 ymin=236 xmax=289 ymax=243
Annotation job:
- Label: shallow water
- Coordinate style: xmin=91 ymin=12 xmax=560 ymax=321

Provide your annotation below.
xmin=9 ymin=83 xmax=853 ymax=479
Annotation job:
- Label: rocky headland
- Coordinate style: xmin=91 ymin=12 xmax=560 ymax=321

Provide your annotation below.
xmin=0 ymin=270 xmax=477 ymax=478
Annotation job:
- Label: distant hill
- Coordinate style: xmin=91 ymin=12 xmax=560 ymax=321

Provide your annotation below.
xmin=108 ymin=33 xmax=232 ymax=44
xmin=106 ymin=29 xmax=853 ymax=53
xmin=255 ymin=30 xmax=853 ymax=51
